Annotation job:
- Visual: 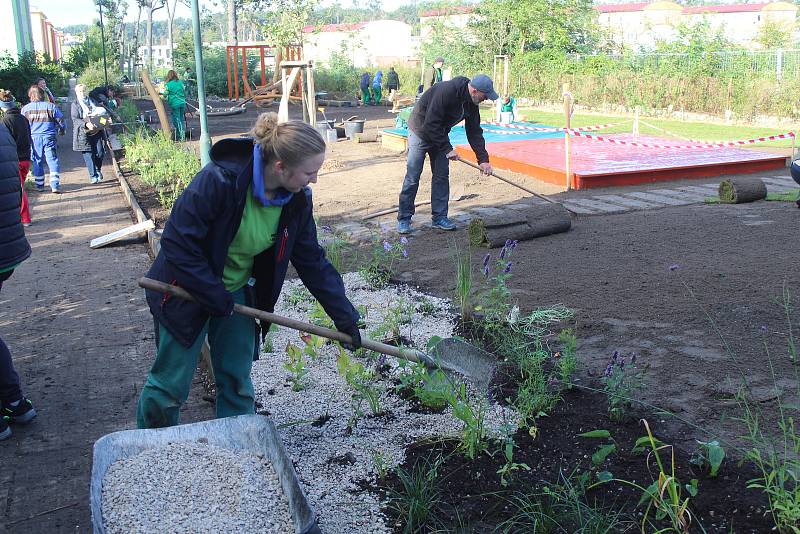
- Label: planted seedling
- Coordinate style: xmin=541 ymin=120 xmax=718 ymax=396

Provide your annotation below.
xmin=337 ymin=347 xmax=383 ymax=426
xmin=578 ymin=429 xmax=618 ymax=469
xmin=359 ymin=234 xmax=408 ymax=289
xmin=310 ymin=300 xmax=335 ymax=329
xmin=286 ymin=285 xmax=313 ymax=307
xmin=284 ymin=341 xmax=310 ymax=391
xmin=689 ymin=440 xmax=725 ymax=477
xmin=261 ymin=323 xmax=278 ymax=353
xmin=496 ymin=435 xmax=530 ymax=487
xmin=556 ymin=328 xmax=578 ymax=388
xmin=370 ymin=448 xmax=391 ymax=483
xmin=299 ymin=332 xmax=325 ymax=361
xmin=450 ymin=385 xmax=489 ymax=460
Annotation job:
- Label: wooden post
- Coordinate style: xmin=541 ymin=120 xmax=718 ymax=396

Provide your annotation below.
xmin=307 ymin=61 xmax=316 ymax=127
xmin=633 ymin=106 xmax=640 ymax=139
xmin=563 ymin=83 xmax=573 ymax=191
xmin=140 ymin=70 xmax=171 ymax=137
xmin=242 ymin=47 xmax=248 ymax=97
xmin=226 ymin=46 xmax=233 ymax=100
xmin=232 ymin=46 xmax=240 ymax=100
xmin=260 ymin=47 xmax=266 ymax=86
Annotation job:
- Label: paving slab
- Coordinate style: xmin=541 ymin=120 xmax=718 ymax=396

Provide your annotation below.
xmin=652 ymin=188 xmax=707 ymax=202
xmin=593 ymin=194 xmax=661 ymax=210
xmin=562 ymin=197 xmax=630 ymax=214
xmin=559 ymin=202 xmax=599 ymax=214
xmin=626 ymin=191 xmax=693 ymax=206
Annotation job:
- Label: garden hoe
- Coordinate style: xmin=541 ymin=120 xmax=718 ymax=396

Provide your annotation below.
xmin=139 ymin=278 xmax=497 ymax=391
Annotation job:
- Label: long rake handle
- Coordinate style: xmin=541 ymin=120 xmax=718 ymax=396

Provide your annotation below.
xmin=456 ymin=156 xmax=560 ymax=206
xmin=138 ymin=277 xmax=432 ymax=366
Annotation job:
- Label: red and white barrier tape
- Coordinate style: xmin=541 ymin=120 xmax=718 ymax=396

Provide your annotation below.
xmin=480 ymin=120 xmax=628 ymax=132
xmin=567 ymin=130 xmax=796 ymax=149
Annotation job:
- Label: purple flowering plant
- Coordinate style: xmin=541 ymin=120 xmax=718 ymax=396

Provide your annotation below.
xmin=601 ymin=350 xmax=645 ymax=422
xmin=359 ymin=232 xmax=410 ymax=288
xmin=474 ymin=239 xmax=518 ymax=322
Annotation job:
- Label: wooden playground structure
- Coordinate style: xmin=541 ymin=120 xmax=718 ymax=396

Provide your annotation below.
xmin=226 ymin=45 xmax=302 ymax=105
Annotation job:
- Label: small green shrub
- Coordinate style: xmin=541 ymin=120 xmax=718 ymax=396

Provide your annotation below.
xmin=121 ymin=129 xmax=200 ymax=209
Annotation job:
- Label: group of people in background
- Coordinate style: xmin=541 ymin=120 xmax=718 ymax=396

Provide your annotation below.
xmin=0 ymin=79 xmax=122 ymax=225
xmin=359 ymin=66 xmax=400 ymax=106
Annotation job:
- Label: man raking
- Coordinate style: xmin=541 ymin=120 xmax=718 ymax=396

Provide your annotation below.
xmin=397 ymin=74 xmax=497 ymax=234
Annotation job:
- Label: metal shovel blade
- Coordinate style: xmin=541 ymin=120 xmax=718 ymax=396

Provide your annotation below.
xmin=429 ymin=337 xmax=497 ymax=392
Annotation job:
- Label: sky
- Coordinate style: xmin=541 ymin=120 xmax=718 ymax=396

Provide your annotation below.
xmin=35 ymin=0 xmax=417 ymax=30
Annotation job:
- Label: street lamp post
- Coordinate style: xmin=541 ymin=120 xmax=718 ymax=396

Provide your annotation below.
xmin=191 ymin=0 xmax=211 ymax=165
xmin=97 ymin=0 xmax=109 ymax=87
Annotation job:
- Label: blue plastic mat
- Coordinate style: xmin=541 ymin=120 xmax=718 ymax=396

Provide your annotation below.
xmin=382 ymin=122 xmax=565 ymax=145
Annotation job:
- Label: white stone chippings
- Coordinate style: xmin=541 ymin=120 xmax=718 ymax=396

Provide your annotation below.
xmin=252 ymin=272 xmax=520 ymax=533
xmin=101 ymin=442 xmax=294 ymax=534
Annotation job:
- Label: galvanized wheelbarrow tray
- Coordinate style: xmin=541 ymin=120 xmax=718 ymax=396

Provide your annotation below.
xmin=90 ymin=414 xmax=320 ymax=534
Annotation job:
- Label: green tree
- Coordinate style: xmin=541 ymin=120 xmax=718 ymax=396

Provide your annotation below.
xmin=756 ymin=20 xmax=794 ymax=49
xmin=0 ymin=52 xmax=66 ymax=103
xmin=262 ymin=0 xmax=320 ymax=47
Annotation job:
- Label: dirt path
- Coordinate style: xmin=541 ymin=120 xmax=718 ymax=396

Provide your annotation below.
xmin=0 ymin=129 xmax=212 ymax=533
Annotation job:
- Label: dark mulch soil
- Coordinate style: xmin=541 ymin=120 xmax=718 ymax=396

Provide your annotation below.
xmin=119 ymin=165 xmax=171 ymax=227
xmin=382 ymin=387 xmax=770 ymax=533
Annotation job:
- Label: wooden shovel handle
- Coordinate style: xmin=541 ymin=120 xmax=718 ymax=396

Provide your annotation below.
xmin=138 ymin=277 xmax=433 ymax=366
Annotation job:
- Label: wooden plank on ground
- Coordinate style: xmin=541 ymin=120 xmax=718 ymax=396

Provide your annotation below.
xmin=89 ymin=220 xmax=155 ymax=249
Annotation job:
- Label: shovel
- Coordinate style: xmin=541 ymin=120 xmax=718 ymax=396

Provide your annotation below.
xmin=138 ymin=277 xmax=497 ymax=391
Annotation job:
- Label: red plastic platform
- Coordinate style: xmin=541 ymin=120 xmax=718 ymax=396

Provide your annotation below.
xmin=456 ymin=134 xmax=788 ymax=190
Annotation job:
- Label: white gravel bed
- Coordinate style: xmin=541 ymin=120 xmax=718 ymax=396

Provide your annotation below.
xmin=251 ymin=272 xmax=519 ymax=533
xmin=102 ymin=441 xmax=294 ymax=534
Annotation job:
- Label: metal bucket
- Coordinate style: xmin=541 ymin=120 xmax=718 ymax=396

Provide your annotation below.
xmin=315 ymin=123 xmax=331 ymax=139
xmin=343 ymin=119 xmax=365 ymax=139
xmin=90 ymin=415 xmax=320 ymax=534
xmin=325 ymin=128 xmax=338 ymax=144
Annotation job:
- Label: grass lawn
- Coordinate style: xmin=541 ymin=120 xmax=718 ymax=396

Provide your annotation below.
xmin=480 ymin=108 xmax=797 ymax=149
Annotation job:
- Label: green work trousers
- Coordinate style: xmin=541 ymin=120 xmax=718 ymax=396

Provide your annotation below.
xmin=136 ymin=287 xmax=256 ymax=429
xmin=171 ymin=103 xmax=186 ymax=141
xmin=372 ymin=86 xmax=382 ymax=105
xmin=361 ymin=88 xmax=371 ymax=105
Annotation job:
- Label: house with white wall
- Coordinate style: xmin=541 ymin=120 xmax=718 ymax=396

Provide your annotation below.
xmin=595 ymin=1 xmax=798 ymax=49
xmin=137 ymin=44 xmax=174 ymax=69
xmin=419 ymin=6 xmax=477 ymax=42
xmin=302 ymin=20 xmax=417 ymax=68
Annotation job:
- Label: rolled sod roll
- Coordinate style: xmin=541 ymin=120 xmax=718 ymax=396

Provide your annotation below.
xmin=468 ymin=203 xmax=572 ymax=248
xmin=718 ymin=178 xmax=767 ymax=204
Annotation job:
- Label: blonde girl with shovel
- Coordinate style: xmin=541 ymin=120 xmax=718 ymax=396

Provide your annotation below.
xmin=137 ymin=112 xmax=362 ymax=428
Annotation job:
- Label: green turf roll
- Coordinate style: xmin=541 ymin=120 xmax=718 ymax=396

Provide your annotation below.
xmin=468 ymin=204 xmax=571 ymax=248
xmin=718 ymin=178 xmax=767 ymax=204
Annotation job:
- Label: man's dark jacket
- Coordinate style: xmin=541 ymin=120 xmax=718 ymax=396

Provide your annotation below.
xmin=407 ymin=76 xmax=489 ymax=164
xmin=145 ymin=137 xmax=359 ymax=348
xmin=1 ymin=108 xmax=31 ymax=162
xmin=0 ymin=124 xmax=30 ymax=272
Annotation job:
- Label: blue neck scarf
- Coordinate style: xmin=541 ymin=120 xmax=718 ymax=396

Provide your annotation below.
xmin=252 ymin=145 xmax=294 ymax=207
